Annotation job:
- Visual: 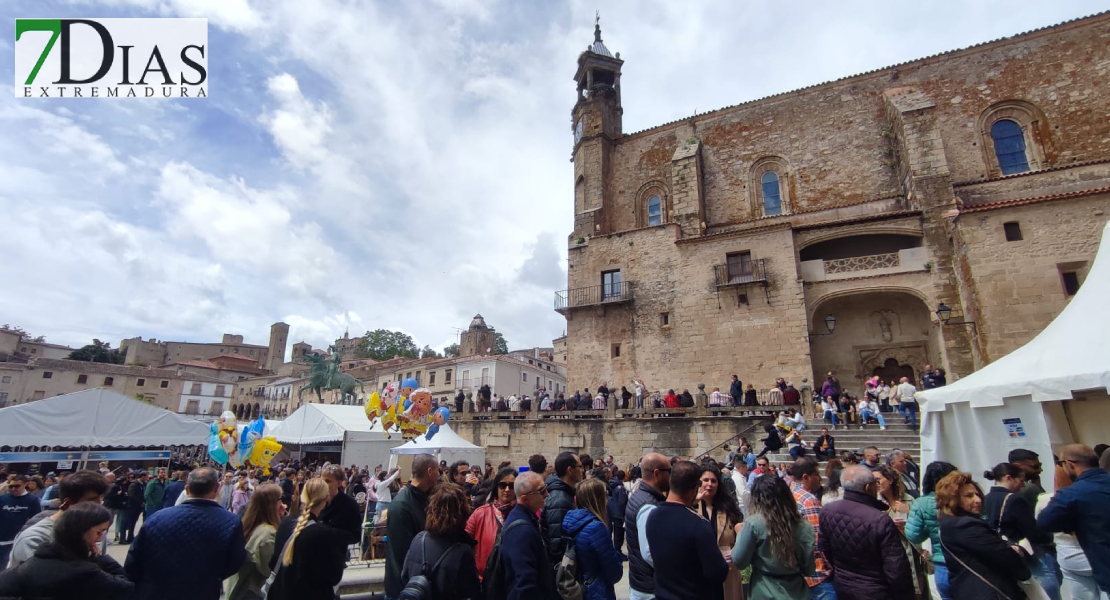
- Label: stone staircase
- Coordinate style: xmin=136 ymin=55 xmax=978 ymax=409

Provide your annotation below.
xmin=762 ymin=419 xmax=920 ymax=464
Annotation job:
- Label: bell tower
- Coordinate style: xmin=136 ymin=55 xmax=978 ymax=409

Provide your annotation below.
xmin=571 ymin=16 xmax=623 ymax=240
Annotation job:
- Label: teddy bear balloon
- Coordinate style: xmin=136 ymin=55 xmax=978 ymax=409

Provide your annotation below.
xmin=398 ymin=388 xmax=434 ymax=440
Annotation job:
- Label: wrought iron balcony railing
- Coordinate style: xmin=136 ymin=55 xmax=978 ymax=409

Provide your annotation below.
xmin=554 ymin=282 xmax=633 ymax=313
xmin=713 ymin=259 xmax=769 ymax=287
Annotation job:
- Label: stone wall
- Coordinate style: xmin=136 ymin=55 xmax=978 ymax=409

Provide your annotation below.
xmin=453 ymin=414 xmax=764 ymax=469
xmin=955 ymin=194 xmax=1110 ymax=361
xmin=565 ymin=224 xmax=811 ymax=393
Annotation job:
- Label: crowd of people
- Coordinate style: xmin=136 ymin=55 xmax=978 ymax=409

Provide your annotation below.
xmin=0 ymin=437 xmax=1106 ymax=600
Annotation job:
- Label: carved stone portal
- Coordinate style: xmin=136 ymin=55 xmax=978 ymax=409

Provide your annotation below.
xmin=857 ymin=343 xmax=928 ymax=382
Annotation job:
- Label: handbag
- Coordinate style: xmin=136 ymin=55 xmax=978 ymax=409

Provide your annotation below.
xmin=940 ymin=529 xmax=1046 ymax=600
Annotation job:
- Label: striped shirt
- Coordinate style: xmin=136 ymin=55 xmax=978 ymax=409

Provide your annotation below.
xmin=792 ymin=482 xmax=829 ymax=586
xmin=592 ymin=394 xmax=606 ymax=410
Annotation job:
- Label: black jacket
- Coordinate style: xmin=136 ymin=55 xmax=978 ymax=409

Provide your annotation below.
xmin=320 ymin=489 xmax=362 ymax=545
xmin=983 ymin=487 xmax=1051 ymax=547
xmin=729 ymin=380 xmax=743 ymax=402
xmin=625 ymin=480 xmax=666 ymax=594
xmin=279 ymin=478 xmax=295 ymax=507
xmin=819 ymin=490 xmax=913 ymax=600
xmin=576 ymin=397 xmax=592 ymax=410
xmin=607 ymin=478 xmax=628 ymax=523
xmin=104 ymin=482 xmax=128 ymax=510
xmin=385 ymin=484 xmax=431 ymax=597
xmin=939 ymin=513 xmax=1031 ymax=600
xmin=678 ymin=391 xmax=694 ymax=407
xmin=268 ymin=516 xmax=349 ymax=600
xmin=401 ymin=530 xmax=481 ymax=600
xmin=0 ymin=542 xmax=133 ymax=600
xmin=540 ymin=475 xmax=577 ymax=563
xmin=126 ymin=481 xmax=145 ymax=510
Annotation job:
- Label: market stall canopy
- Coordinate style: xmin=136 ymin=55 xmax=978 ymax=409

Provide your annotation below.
xmin=918 ymin=220 xmax=1110 ymax=413
xmin=0 ymin=388 xmax=210 ymax=447
xmin=270 ymin=404 xmax=385 ymax=445
xmin=389 ymin=425 xmax=486 ymax=468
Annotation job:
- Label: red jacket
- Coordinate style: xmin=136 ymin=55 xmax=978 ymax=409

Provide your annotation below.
xmin=664 ymin=393 xmax=679 ymax=408
xmin=465 ymin=502 xmax=508 ymax=579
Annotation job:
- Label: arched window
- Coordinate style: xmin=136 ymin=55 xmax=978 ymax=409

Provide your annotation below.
xmin=635 ymin=182 xmax=668 ymax=228
xmin=761 ymin=171 xmax=782 ymax=216
xmin=978 ymin=101 xmax=1048 ymax=178
xmin=647 ymin=194 xmax=661 ymax=226
xmin=990 ymin=119 xmax=1029 ymax=175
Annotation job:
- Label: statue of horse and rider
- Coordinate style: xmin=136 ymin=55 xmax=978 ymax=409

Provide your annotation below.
xmin=297 ymin=347 xmax=365 ymax=405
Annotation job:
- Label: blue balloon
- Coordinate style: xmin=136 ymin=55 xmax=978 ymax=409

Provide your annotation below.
xmin=208 ymin=422 xmax=228 ymax=465
xmin=401 ymin=378 xmax=419 ymax=390
xmin=425 ymin=407 xmax=451 ymax=440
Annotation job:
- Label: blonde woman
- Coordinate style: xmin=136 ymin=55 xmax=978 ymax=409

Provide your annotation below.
xmin=267 ymin=479 xmax=349 ymax=600
xmin=227 ymin=483 xmax=283 ymax=600
xmin=561 ymin=478 xmax=623 ymax=600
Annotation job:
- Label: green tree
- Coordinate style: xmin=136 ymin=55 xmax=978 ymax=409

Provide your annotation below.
xmin=492 ymin=332 xmax=508 ymax=355
xmin=420 ymin=345 xmax=440 ymax=359
xmin=1 ymin=324 xmax=44 ymax=342
xmin=443 ymin=343 xmax=461 ymax=357
xmin=67 ymin=339 xmax=125 ymax=364
xmin=356 ymin=329 xmax=419 ymax=361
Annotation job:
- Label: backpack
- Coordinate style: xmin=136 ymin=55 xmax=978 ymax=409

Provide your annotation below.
xmin=554 ymin=523 xmax=596 ymax=600
xmin=482 ymin=519 xmax=528 ymax=600
xmin=399 ymin=532 xmax=463 ymax=600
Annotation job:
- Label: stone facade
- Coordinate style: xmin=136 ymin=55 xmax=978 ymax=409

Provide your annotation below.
xmin=558 ymin=15 xmax=1110 ymax=396
xmin=453 ymin=414 xmax=757 ymax=469
xmin=120 ymin=322 xmax=286 ymax=370
xmin=459 ymin=314 xmax=496 ymax=357
xmin=0 ymin=357 xmax=226 ymax=413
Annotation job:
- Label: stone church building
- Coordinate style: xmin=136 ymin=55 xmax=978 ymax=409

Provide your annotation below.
xmin=557 ymin=14 xmax=1110 ymax=394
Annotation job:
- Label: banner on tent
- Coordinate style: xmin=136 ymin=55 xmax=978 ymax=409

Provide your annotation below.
xmin=87 ymin=451 xmax=172 ymax=460
xmin=0 ymin=451 xmax=84 ymax=462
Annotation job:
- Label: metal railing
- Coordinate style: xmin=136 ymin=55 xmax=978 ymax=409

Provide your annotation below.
xmin=824 ymin=252 xmax=900 ymax=274
xmin=713 ymin=259 xmax=768 ymax=287
xmin=554 ymin=282 xmax=633 ymax=312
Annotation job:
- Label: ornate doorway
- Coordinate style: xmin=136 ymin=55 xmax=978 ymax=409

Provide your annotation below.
xmin=872 ymin=357 xmax=914 ymax=386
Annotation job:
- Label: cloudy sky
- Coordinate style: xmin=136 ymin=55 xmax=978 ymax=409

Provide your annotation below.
xmin=0 ymin=1 xmax=1102 ymax=359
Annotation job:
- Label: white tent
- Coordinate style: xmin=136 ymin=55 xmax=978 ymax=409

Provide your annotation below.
xmin=918 ymin=220 xmax=1110 ymax=491
xmin=0 ymin=388 xmax=210 ymax=448
xmin=270 ymin=404 xmax=402 ymax=468
xmin=389 ymin=425 xmax=485 ymax=468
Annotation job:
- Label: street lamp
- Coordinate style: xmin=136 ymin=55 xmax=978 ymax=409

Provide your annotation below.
xmin=935 ymin=302 xmax=953 ymax=324
xmin=809 ymin=313 xmax=836 ymax=338
xmin=935 ymin=302 xmax=977 ymax=333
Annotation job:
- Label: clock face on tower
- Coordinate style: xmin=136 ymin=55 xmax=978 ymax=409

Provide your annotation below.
xmin=574 ymin=118 xmax=583 ymax=144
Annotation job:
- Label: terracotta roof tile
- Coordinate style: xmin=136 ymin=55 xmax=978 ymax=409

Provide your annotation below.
xmin=959 ymin=186 xmax=1110 ymax=213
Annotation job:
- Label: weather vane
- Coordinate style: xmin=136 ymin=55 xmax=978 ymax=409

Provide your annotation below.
xmin=595 ymin=10 xmax=600 ymax=27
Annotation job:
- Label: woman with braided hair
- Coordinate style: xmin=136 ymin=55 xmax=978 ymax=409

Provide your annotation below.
xmin=267 ymin=478 xmax=349 ymax=600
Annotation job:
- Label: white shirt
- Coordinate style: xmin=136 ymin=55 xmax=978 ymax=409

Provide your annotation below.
xmin=636 ymin=503 xmax=657 ymax=568
xmin=858 ymin=399 xmax=874 ymax=412
xmin=790 ymin=412 xmax=806 ymax=427
xmin=374 ymin=470 xmax=401 ymax=504
xmin=822 ymin=399 xmax=837 ymax=413
xmin=730 ymin=469 xmax=751 ymax=516
xmin=896 ymin=382 xmax=917 ymax=403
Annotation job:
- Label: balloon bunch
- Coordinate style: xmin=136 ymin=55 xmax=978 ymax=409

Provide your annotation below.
xmin=364 ymin=379 xmax=450 ymax=440
xmin=208 ymin=411 xmax=240 ymax=468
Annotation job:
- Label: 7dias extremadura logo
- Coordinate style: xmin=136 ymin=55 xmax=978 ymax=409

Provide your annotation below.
xmin=14 ymin=18 xmax=207 ymax=98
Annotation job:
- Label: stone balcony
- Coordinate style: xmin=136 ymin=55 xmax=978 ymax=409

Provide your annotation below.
xmin=801 ymin=247 xmax=929 ymax=282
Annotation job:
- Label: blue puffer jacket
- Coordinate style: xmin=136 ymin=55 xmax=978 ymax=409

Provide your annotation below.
xmin=124 ymin=498 xmax=246 ymax=600
xmin=905 ymin=492 xmax=945 ymax=565
xmin=562 ymin=509 xmax=623 ymax=600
